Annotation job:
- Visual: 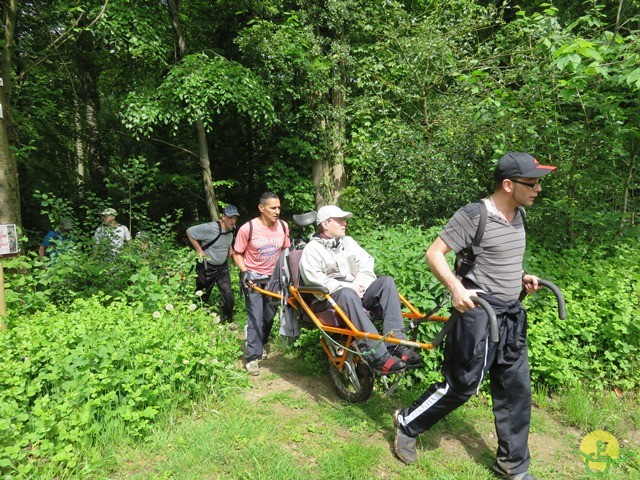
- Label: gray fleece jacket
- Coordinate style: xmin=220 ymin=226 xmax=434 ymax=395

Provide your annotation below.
xmin=299 ymin=234 xmax=376 ymax=296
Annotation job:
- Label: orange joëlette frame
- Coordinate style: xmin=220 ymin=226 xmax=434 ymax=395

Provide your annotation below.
xmin=250 ymin=284 xmax=448 ymax=353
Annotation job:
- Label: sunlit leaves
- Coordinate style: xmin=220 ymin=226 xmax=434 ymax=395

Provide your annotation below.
xmin=122 ymin=53 xmax=276 ymax=138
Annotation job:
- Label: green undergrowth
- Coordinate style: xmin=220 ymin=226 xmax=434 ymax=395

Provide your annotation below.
xmin=2 ymin=220 xmax=638 ymax=478
xmin=0 ymin=297 xmax=246 ymax=478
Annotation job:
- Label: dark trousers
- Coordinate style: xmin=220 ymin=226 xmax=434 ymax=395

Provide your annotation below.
xmin=330 ymin=276 xmax=406 ymax=361
xmin=244 ymin=289 xmax=276 ymax=361
xmin=197 ymin=262 xmax=234 ymax=322
xmin=397 ymin=301 xmax=532 ymax=476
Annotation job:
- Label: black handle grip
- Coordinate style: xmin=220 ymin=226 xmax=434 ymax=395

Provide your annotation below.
xmin=471 ymin=296 xmax=499 ymax=343
xmin=537 ymin=279 xmax=566 ymax=320
xmin=519 ymin=278 xmax=566 ymax=320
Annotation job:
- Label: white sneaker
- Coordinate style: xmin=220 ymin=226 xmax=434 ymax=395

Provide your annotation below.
xmin=245 ymin=360 xmax=259 ymax=376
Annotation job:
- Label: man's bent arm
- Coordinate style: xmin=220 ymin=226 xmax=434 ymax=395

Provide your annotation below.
xmin=233 ymin=252 xmax=248 ymax=273
xmin=186 ymin=229 xmax=205 ymax=258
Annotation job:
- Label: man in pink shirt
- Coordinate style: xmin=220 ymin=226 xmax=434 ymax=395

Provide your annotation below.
xmin=233 ymin=192 xmax=291 ymax=375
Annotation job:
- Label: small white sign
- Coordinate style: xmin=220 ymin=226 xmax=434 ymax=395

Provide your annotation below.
xmin=0 ymin=224 xmax=18 ymax=255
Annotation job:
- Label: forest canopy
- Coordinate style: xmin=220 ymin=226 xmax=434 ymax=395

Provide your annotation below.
xmin=0 ymin=0 xmax=636 ymax=247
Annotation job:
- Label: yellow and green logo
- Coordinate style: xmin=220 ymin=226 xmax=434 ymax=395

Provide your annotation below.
xmin=579 ymin=430 xmax=620 ymax=475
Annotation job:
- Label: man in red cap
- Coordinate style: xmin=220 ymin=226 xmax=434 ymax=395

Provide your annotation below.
xmin=393 ymin=152 xmax=556 ymax=480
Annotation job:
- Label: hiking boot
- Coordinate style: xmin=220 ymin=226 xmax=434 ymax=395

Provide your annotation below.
xmin=393 ymin=409 xmax=417 ymax=464
xmin=491 ymin=463 xmax=537 ymax=480
xmin=371 ymin=354 xmax=406 ymax=375
xmin=245 ymin=360 xmax=259 ymax=376
xmin=389 ymin=345 xmax=424 ymax=368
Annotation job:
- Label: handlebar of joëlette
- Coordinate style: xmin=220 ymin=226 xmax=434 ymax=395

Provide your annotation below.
xmin=518 ymin=278 xmax=566 ymax=320
xmin=428 ymin=296 xmax=499 ymax=347
xmin=470 ymin=296 xmax=499 ymax=344
xmin=292 ymin=211 xmax=317 ymax=227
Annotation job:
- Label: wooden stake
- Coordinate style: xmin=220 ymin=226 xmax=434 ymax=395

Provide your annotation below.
xmin=0 ymin=258 xmax=6 ymax=331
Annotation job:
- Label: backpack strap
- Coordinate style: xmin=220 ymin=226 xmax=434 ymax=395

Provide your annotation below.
xmin=455 ymin=202 xmax=525 ymax=279
xmin=247 ymin=218 xmax=288 ymax=246
xmin=455 ymin=201 xmax=487 ymax=279
xmin=200 ymin=221 xmax=232 ymax=251
xmin=517 ymin=206 xmax=526 ymax=230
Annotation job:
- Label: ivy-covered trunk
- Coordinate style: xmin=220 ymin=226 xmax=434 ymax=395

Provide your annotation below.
xmin=314 ymin=85 xmax=347 ymax=207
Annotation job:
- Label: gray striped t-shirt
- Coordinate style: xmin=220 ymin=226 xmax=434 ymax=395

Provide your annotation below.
xmin=187 ymin=221 xmax=233 ymax=266
xmin=439 ymin=199 xmax=526 ymax=302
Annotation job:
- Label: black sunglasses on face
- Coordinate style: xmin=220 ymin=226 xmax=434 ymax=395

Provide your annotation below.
xmin=510 ymin=179 xmax=541 ymax=189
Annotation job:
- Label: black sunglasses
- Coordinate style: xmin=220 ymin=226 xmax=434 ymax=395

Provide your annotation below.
xmin=510 ymin=179 xmax=541 ymax=189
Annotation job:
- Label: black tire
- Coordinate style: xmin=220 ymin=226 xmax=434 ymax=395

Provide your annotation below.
xmin=327 ymin=355 xmax=374 ymax=403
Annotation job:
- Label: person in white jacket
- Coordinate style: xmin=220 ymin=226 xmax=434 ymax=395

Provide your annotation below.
xmin=299 ymin=205 xmax=423 ymax=375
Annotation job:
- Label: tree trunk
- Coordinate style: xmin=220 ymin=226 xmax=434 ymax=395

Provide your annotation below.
xmin=313 ymin=80 xmax=347 ymax=208
xmin=0 ymin=0 xmax=21 ymax=227
xmin=76 ymin=18 xmax=106 ymax=192
xmin=74 ymin=98 xmax=86 ymax=190
xmin=167 ymin=0 xmax=219 ymax=220
xmin=621 ymin=137 xmax=636 ymax=230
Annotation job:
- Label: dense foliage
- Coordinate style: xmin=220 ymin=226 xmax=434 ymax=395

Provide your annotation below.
xmin=1 ymin=211 xmax=639 ymax=477
xmin=1 ymin=0 xmax=636 ymax=244
xmin=0 ymin=232 xmax=246 ymax=478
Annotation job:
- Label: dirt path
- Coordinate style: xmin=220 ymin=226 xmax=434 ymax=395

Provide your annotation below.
xmin=240 ymin=350 xmax=635 ymax=479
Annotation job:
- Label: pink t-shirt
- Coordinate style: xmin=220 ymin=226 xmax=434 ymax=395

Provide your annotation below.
xmin=234 ymin=219 xmax=291 ymax=276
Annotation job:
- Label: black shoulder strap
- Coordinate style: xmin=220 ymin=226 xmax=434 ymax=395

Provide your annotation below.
xmin=473 ymin=201 xmax=488 ymax=255
xmin=279 ymin=219 xmax=287 ymax=246
xmin=248 ymin=218 xmax=287 ymax=246
xmin=517 ymin=206 xmax=526 ymax=230
xmin=200 ymin=220 xmax=232 ymax=251
xmin=455 ymin=202 xmax=526 ymax=279
xmin=455 ymin=201 xmax=487 ymax=279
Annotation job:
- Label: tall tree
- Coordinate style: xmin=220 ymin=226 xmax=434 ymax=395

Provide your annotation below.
xmin=121 ymin=3 xmax=276 ymax=221
xmin=0 ymin=0 xmax=21 ymax=226
xmin=166 ymin=0 xmax=219 ymax=220
xmin=76 ymin=11 xmax=107 ymax=191
xmin=237 ymin=0 xmax=366 ymax=207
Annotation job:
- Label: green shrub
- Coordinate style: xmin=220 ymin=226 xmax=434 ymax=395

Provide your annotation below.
xmin=356 ymin=223 xmax=450 ymax=388
xmin=0 ymin=298 xmax=246 ymax=477
xmin=526 ymin=239 xmax=640 ymax=391
xmin=4 ymin=235 xmax=195 ymax=316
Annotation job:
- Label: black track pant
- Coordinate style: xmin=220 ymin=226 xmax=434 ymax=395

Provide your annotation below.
xmin=197 ymin=262 xmax=234 ymax=322
xmin=396 ymin=298 xmax=531 ymax=476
